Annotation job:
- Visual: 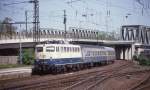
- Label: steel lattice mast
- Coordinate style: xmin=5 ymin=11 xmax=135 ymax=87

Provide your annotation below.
xmin=30 ymin=0 xmax=40 ymax=43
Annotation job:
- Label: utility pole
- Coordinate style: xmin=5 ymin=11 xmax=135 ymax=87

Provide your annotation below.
xmin=25 ymin=10 xmax=28 ymax=37
xmin=3 ymin=0 xmax=40 ymax=42
xmin=64 ymin=10 xmax=67 ymax=40
xmin=106 ymin=0 xmax=109 ymax=32
xmin=19 ymin=24 xmax=22 ymax=64
xmin=30 ymin=0 xmax=40 ymax=43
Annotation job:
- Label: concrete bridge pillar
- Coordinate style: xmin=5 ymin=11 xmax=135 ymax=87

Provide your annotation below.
xmin=120 ymin=44 xmax=135 ymax=60
xmin=120 ymin=48 xmax=124 ymax=59
xmin=125 ymin=47 xmax=129 ymax=60
xmin=117 ymin=45 xmax=134 ymax=60
xmin=128 ymin=47 xmax=132 ymax=60
xmin=120 ymin=47 xmax=126 ymax=60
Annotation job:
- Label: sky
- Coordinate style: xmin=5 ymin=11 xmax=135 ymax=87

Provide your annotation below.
xmin=0 ymin=0 xmax=150 ymax=33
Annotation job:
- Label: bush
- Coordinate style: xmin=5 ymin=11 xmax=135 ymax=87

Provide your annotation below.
xmin=22 ymin=49 xmax=34 ymax=65
xmin=133 ymin=55 xmax=138 ymax=61
xmin=137 ymin=54 xmax=150 ymax=66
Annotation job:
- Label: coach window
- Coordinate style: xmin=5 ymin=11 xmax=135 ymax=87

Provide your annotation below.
xmin=46 ymin=46 xmax=55 ymax=52
xmin=102 ymin=51 xmax=104 ymax=55
xmin=108 ymin=52 xmax=110 ymax=55
xmin=92 ymin=51 xmax=94 ymax=56
xmin=72 ymin=47 xmax=73 ymax=52
xmin=101 ymin=51 xmax=103 ymax=55
xmin=71 ymin=47 xmax=73 ymax=52
xmin=104 ymin=52 xmax=106 ymax=55
xmin=74 ymin=48 xmax=76 ymax=52
xmin=96 ymin=51 xmax=98 ymax=56
xmin=99 ymin=51 xmax=101 ymax=55
xmin=58 ymin=47 xmax=60 ymax=52
xmin=102 ymin=51 xmax=105 ymax=55
xmin=110 ymin=52 xmax=113 ymax=55
xmin=56 ymin=47 xmax=58 ymax=52
xmin=74 ymin=47 xmax=76 ymax=52
xmin=98 ymin=51 xmax=100 ymax=55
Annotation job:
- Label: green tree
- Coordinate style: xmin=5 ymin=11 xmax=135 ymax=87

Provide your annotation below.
xmin=1 ymin=17 xmax=17 ymax=38
xmin=22 ymin=49 xmax=34 ymax=65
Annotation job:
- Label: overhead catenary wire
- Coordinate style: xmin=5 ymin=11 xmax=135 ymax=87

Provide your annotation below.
xmin=1 ymin=0 xmax=150 ymax=33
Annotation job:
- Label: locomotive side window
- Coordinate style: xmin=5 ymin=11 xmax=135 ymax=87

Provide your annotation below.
xmin=46 ymin=46 xmax=55 ymax=52
xmin=74 ymin=47 xmax=76 ymax=52
xmin=76 ymin=47 xmax=78 ymax=52
xmin=56 ymin=47 xmax=59 ymax=52
xmin=61 ymin=47 xmax=63 ymax=52
xmin=70 ymin=47 xmax=72 ymax=52
xmin=64 ymin=47 xmax=67 ymax=52
xmin=36 ymin=47 xmax=43 ymax=52
xmin=67 ymin=47 xmax=69 ymax=52
xmin=78 ymin=48 xmax=80 ymax=52
xmin=73 ymin=47 xmax=75 ymax=52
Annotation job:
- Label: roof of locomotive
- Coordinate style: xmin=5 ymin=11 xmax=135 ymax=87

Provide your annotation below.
xmin=37 ymin=40 xmax=114 ymax=51
xmin=36 ymin=44 xmax=80 ymax=47
xmin=36 ymin=40 xmax=80 ymax=47
xmin=40 ymin=40 xmax=68 ymax=44
xmin=104 ymin=46 xmax=115 ymax=51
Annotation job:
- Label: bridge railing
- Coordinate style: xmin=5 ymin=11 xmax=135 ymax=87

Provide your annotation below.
xmin=0 ymin=28 xmax=118 ymax=41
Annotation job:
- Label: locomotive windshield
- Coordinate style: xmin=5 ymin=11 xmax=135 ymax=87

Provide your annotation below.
xmin=36 ymin=47 xmax=43 ymax=52
xmin=46 ymin=46 xmax=55 ymax=52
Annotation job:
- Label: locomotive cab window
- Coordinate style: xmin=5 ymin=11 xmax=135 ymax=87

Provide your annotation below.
xmin=46 ymin=46 xmax=55 ymax=52
xmin=36 ymin=47 xmax=43 ymax=52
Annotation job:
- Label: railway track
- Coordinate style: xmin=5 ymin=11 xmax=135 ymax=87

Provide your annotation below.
xmin=87 ymin=70 xmax=150 ymax=90
xmin=33 ymin=61 xmax=132 ymax=90
xmin=62 ymin=62 xmax=132 ymax=90
xmin=129 ymin=71 xmax=150 ymax=90
xmin=0 ymin=60 xmax=132 ymax=90
xmin=135 ymin=84 xmax=150 ymax=90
